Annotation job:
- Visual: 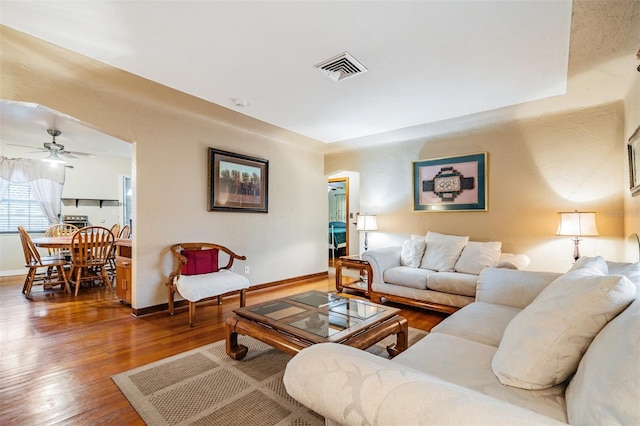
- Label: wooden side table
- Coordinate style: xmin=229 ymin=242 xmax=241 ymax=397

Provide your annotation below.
xmin=335 ymin=255 xmax=372 ymax=297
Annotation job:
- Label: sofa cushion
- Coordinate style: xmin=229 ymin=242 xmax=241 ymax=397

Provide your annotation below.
xmin=383 ymin=266 xmax=433 ymax=290
xmin=491 ymin=267 xmax=637 ymax=389
xmin=565 ymin=297 xmax=640 ymax=425
xmin=393 ymin=334 xmax=568 ymax=423
xmin=400 ymin=238 xmax=426 ymax=268
xmin=420 ymin=232 xmax=469 ymax=272
xmin=175 ymin=270 xmax=250 ymax=302
xmin=426 ymin=272 xmax=479 ymax=297
xmin=454 ymin=241 xmax=502 ymax=275
xmin=431 ymin=302 xmax=521 ymax=347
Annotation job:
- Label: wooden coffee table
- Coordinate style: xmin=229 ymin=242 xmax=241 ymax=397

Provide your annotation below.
xmin=225 ymin=290 xmax=408 ymax=360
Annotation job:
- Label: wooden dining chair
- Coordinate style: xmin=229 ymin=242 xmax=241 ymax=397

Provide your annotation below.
xmin=110 ymin=223 xmax=121 ymax=239
xmin=45 ymin=223 xmax=79 ymax=258
xmin=106 ymin=224 xmax=129 ymax=280
xmin=118 ymin=224 xmax=131 ymax=239
xmin=18 ymin=225 xmax=71 ymax=298
xmin=68 ymin=226 xmax=115 ymax=296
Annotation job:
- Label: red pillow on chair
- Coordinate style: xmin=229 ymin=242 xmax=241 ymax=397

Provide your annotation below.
xmin=182 ymin=249 xmax=219 ymax=275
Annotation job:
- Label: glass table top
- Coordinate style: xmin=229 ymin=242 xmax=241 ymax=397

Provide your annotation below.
xmin=244 ymin=291 xmax=388 ymax=338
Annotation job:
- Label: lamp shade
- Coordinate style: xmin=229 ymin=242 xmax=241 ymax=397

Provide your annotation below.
xmin=556 ymin=211 xmax=599 ymax=237
xmin=356 ymin=214 xmax=378 ymax=231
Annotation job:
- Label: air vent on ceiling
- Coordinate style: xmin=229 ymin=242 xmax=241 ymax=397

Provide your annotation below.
xmin=314 ymin=52 xmax=368 ymax=82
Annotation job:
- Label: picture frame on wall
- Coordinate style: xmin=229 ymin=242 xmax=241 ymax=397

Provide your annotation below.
xmin=628 ymin=125 xmax=640 ymax=197
xmin=208 ymin=148 xmax=269 ymax=213
xmin=413 ymin=152 xmax=487 ymax=212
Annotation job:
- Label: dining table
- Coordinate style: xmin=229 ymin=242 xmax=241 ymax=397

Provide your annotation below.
xmin=32 ymin=235 xmax=74 ymax=249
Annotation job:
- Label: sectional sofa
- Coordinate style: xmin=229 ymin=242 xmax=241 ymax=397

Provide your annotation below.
xmin=362 ymin=231 xmax=530 ymax=313
xmin=284 ymin=257 xmax=639 ymax=425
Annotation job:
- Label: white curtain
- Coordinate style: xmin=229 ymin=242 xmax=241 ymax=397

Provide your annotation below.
xmin=0 ymin=156 xmax=66 ymax=224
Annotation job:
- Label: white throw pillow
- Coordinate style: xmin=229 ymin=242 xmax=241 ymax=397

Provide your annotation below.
xmin=491 ymin=254 xmax=531 ymax=270
xmin=606 ymin=261 xmax=640 ymax=286
xmin=491 ymin=267 xmax=637 ymax=389
xmin=454 ymin=241 xmax=502 ymax=275
xmin=565 ymin=297 xmax=640 ymax=425
xmin=420 ymin=232 xmax=469 ymax=272
xmin=400 ymin=239 xmax=427 ymax=268
xmin=569 ymin=255 xmax=609 ymax=275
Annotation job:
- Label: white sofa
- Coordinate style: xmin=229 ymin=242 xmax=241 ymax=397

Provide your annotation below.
xmin=363 ymin=231 xmax=530 ymax=313
xmin=284 ymin=257 xmax=639 ymax=425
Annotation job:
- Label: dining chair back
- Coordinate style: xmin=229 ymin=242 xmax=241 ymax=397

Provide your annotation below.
xmin=45 ymin=223 xmax=79 ymax=257
xmin=69 ymin=226 xmax=115 ymax=296
xmin=118 ymin=224 xmax=131 ymax=239
xmin=110 ymin=223 xmax=121 ymax=239
xmin=17 ymin=225 xmax=71 ymax=298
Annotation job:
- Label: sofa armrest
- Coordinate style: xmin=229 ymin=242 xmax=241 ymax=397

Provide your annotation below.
xmin=284 ymin=343 xmax=564 ymax=425
xmin=476 ymin=268 xmax=561 ymax=308
xmin=361 ymin=246 xmax=402 ymax=285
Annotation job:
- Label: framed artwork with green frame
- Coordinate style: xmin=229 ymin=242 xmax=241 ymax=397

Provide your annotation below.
xmin=413 ymin=152 xmax=487 ymax=212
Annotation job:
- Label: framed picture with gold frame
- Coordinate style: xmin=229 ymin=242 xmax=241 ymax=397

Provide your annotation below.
xmin=628 ymin=125 xmax=640 ymax=197
xmin=413 ymin=152 xmax=487 ymax=212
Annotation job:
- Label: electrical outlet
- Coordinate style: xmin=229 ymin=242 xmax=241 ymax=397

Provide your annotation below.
xmin=244 ymin=266 xmax=250 ymax=275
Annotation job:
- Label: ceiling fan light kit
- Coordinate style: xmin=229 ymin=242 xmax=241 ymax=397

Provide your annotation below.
xmin=41 ymin=150 xmax=67 ymax=166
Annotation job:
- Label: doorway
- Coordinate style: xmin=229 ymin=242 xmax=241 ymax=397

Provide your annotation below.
xmin=328 ymin=178 xmax=349 ymax=266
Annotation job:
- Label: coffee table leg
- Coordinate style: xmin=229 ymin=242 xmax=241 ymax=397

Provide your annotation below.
xmin=386 ymin=316 xmax=409 ymax=357
xmin=225 ymin=317 xmax=248 ymax=360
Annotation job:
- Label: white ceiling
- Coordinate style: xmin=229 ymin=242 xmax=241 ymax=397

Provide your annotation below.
xmin=0 ymin=0 xmax=573 ymax=146
xmin=0 ymin=101 xmax=133 ymax=159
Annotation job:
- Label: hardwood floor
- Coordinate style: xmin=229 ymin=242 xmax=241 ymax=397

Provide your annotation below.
xmin=0 ymin=273 xmax=446 ymax=425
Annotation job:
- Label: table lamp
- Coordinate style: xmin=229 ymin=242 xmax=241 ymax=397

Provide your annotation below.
xmin=356 ymin=214 xmax=378 ymax=251
xmin=556 ymin=210 xmax=599 ymax=261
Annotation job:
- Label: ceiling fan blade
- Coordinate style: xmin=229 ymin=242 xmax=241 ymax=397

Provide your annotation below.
xmin=63 ymin=150 xmax=95 ymax=158
xmin=60 ymin=152 xmax=79 ymax=159
xmin=8 ymin=143 xmax=48 ymax=152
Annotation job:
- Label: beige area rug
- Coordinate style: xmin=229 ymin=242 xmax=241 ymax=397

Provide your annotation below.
xmin=112 ymin=329 xmax=427 ymax=426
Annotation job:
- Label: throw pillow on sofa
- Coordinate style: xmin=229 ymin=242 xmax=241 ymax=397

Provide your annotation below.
xmin=400 ymin=238 xmax=427 ymax=268
xmin=491 ymin=266 xmax=637 ymax=390
xmin=568 ymin=255 xmax=609 ymax=275
xmin=420 ymin=232 xmax=469 ymax=272
xmin=565 ymin=296 xmax=640 ymax=425
xmin=454 ymin=241 xmax=502 ymax=275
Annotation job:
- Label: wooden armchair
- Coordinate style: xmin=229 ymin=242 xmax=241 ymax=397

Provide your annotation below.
xmin=166 ymin=243 xmax=250 ymax=327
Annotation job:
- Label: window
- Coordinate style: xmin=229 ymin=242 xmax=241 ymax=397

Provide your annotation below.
xmin=0 ymin=182 xmax=50 ymax=233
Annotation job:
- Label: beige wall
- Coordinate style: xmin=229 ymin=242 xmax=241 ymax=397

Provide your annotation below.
xmin=1 ymin=26 xmax=328 ymax=309
xmin=623 ymin=76 xmax=640 ymax=261
xmin=326 ymin=103 xmax=629 ymax=273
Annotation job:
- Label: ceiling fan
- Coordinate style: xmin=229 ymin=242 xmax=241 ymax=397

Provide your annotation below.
xmin=10 ymin=129 xmax=94 ymax=163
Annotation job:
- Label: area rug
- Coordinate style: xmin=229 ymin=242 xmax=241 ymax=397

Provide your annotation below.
xmin=112 ymin=328 xmax=427 ymax=426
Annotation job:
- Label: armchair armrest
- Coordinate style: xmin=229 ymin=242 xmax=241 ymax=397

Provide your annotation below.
xmin=284 ymin=343 xmax=564 ymax=425
xmin=361 ymin=246 xmax=402 ymax=285
xmin=476 ymin=268 xmax=561 ymax=308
